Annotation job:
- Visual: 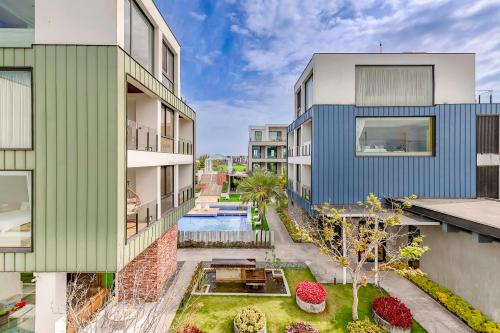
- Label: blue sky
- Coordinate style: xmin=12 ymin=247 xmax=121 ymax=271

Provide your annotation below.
xmin=154 ymin=0 xmax=500 ymax=156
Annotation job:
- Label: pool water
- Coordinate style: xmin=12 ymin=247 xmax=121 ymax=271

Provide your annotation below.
xmin=178 ymin=215 xmax=250 ymax=231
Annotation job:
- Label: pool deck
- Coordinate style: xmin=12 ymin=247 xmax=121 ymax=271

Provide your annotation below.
xmin=185 ymin=207 xmax=247 ymax=217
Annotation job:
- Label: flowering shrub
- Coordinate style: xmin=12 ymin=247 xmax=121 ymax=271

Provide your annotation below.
xmin=346 ymin=319 xmax=386 ymax=333
xmin=285 ymin=322 xmax=319 ymax=333
xmin=372 ymin=296 xmax=412 ymax=329
xmin=234 ymin=306 xmax=266 ymax=333
xmin=177 ymin=325 xmax=206 ymax=333
xmin=295 ymin=281 xmax=327 ymax=304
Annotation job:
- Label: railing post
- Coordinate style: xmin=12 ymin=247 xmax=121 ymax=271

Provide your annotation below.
xmin=135 ymin=127 xmax=139 ymax=150
xmin=135 ymin=213 xmax=139 ymax=235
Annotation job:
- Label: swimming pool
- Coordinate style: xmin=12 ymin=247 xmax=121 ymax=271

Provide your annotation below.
xmin=178 ymin=215 xmax=250 ymax=231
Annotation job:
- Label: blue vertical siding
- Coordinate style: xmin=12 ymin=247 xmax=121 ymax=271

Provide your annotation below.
xmin=305 ymin=103 xmax=500 ymax=206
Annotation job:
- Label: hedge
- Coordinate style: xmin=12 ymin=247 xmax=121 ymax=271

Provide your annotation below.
xmin=406 ymin=274 xmax=500 ymax=333
xmin=346 ymin=319 xmax=386 ymax=333
xmin=276 ymin=205 xmax=307 ymax=242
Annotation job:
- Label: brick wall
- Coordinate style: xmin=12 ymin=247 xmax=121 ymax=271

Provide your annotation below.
xmin=116 ymin=225 xmax=177 ymax=301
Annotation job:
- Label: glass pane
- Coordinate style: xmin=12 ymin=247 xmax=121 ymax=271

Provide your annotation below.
xmin=305 ymin=75 xmax=313 ymax=110
xmin=0 ymin=0 xmax=34 ymax=28
xmin=356 ymin=117 xmax=433 ymax=155
xmin=162 ymin=42 xmax=167 ymax=72
xmin=124 ymin=0 xmax=130 ymax=53
xmin=131 ymin=2 xmax=153 ymax=72
xmin=356 ymin=66 xmax=433 ymax=106
xmin=0 ymin=70 xmax=32 ymax=149
xmin=167 ymin=48 xmax=174 ymax=81
xmin=0 ymin=171 xmax=31 ymax=249
xmin=254 ymin=131 xmax=262 ymax=141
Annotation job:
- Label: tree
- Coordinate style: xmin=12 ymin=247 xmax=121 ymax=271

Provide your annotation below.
xmin=298 ymin=194 xmax=428 ymax=321
xmin=237 ymin=169 xmax=285 ymax=230
xmin=197 ymin=154 xmax=208 ymax=171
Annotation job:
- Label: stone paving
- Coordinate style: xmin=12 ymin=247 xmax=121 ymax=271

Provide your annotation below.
xmin=159 ymin=206 xmax=472 ymax=333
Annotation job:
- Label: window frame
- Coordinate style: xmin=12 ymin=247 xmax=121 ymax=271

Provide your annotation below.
xmin=0 ymin=67 xmax=33 ymax=150
xmin=0 ymin=170 xmax=33 ymax=253
xmin=354 ymin=65 xmax=435 ymax=107
xmin=124 ymin=0 xmax=155 ymax=73
xmin=355 ymin=116 xmax=436 ymax=157
xmin=162 ymin=40 xmax=175 ymax=91
xmin=304 ymin=73 xmax=313 ymax=111
xmin=295 ymin=88 xmax=301 ymax=118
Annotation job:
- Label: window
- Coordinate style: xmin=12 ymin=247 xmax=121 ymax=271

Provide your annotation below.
xmin=124 ymin=0 xmax=154 ymax=72
xmin=267 ymin=146 xmax=277 ymax=158
xmin=356 ymin=65 xmax=433 ymax=106
xmin=162 ymin=42 xmax=175 ymax=91
xmin=252 ymin=146 xmax=261 ymax=158
xmin=296 ymin=88 xmax=301 ymax=117
xmin=161 ymin=166 xmax=174 ymax=214
xmin=0 ymin=0 xmax=34 ymax=28
xmin=477 ymin=116 xmax=499 ymax=154
xmin=161 ymin=105 xmax=174 ymax=153
xmin=305 ymin=74 xmax=313 ymax=110
xmin=0 ymin=171 xmax=32 ymax=250
xmin=356 ymin=117 xmax=434 ymax=156
xmin=253 ymin=131 xmax=262 ymax=142
xmin=269 ymin=131 xmax=282 ymax=141
xmin=0 ymin=70 xmax=32 ymax=149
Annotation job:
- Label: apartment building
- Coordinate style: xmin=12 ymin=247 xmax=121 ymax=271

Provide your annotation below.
xmin=287 ymin=53 xmax=500 ymax=321
xmin=0 ymin=0 xmax=195 ymax=331
xmin=248 ymin=124 xmax=287 ymax=175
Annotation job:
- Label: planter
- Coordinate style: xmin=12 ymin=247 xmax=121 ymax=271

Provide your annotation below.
xmin=373 ymin=311 xmax=411 ymax=333
xmin=296 ymin=295 xmax=325 ymax=314
xmin=233 ymin=319 xmax=267 ymax=333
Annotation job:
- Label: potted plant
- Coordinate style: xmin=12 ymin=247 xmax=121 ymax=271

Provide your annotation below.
xmin=233 ymin=306 xmax=266 ymax=333
xmin=285 ymin=322 xmax=319 ymax=333
xmin=295 ymin=281 xmax=327 ymax=313
xmin=372 ymin=296 xmax=412 ymax=333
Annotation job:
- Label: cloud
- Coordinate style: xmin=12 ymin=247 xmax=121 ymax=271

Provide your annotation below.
xmin=230 ymin=24 xmax=250 ymax=35
xmin=190 ymin=11 xmax=207 ymax=21
xmin=195 ymin=50 xmax=222 ymax=65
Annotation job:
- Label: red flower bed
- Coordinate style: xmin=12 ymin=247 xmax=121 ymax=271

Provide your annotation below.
xmin=295 ymin=281 xmax=327 ymax=304
xmin=177 ymin=325 xmax=206 ymax=333
xmin=372 ymin=296 xmax=413 ymax=329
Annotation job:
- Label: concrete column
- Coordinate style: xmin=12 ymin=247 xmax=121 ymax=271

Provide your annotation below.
xmin=35 ymin=272 xmax=67 ymax=333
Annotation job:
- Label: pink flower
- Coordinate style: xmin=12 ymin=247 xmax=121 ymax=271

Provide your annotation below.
xmin=373 ymin=296 xmax=413 ymax=329
xmin=295 ymin=281 xmax=327 ymax=304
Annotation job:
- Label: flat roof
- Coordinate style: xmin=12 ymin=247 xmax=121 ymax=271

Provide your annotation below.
xmin=391 ymin=198 xmax=500 ymax=240
xmin=337 ymin=208 xmax=440 ymax=226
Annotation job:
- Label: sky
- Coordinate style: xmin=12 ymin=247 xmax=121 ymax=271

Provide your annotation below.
xmin=154 ymin=0 xmax=500 ymax=156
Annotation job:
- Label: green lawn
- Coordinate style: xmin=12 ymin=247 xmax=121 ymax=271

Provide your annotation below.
xmin=251 ymin=207 xmax=269 ymax=231
xmin=233 ymin=164 xmax=247 ymax=172
xmin=218 ymin=194 xmax=242 ymax=202
xmin=172 ymin=268 xmax=427 ymax=333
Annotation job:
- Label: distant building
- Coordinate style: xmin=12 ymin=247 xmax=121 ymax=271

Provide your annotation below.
xmin=287 ymin=52 xmax=500 ymax=321
xmin=232 ymin=155 xmax=248 ymax=165
xmin=248 ymin=124 xmax=287 ymax=175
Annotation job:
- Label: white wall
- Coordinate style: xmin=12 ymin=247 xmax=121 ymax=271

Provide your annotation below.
xmin=127 ymin=150 xmax=193 ymax=167
xmin=135 ymin=167 xmax=157 ymax=203
xmin=178 ymin=164 xmax=193 ymax=188
xmin=420 ymin=226 xmax=500 ymax=322
xmin=294 ymin=53 xmax=476 ymax=107
xmin=35 ymin=272 xmax=67 ymax=333
xmin=0 ymin=273 xmax=22 ymax=302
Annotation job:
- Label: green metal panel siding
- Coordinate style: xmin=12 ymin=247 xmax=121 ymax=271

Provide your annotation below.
xmin=0 ymin=46 xmax=120 ymax=272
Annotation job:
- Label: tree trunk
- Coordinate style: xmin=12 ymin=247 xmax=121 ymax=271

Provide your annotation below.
xmin=352 ymin=282 xmax=359 ymax=321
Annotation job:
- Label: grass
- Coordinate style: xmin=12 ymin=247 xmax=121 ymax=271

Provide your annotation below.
xmin=172 ymin=268 xmax=427 ymax=333
xmin=233 ymin=164 xmax=246 ymax=172
xmin=218 ymin=194 xmax=241 ymax=202
xmin=251 ymin=207 xmax=270 ymax=231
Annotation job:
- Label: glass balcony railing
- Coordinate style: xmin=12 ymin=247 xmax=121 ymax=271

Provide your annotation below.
xmin=178 ymin=186 xmax=193 ymax=205
xmin=161 ymin=136 xmax=174 ymax=153
xmin=127 ymin=120 xmax=158 ymax=152
xmin=178 ymin=139 xmax=193 ymax=155
xmin=126 ymin=200 xmax=158 ymax=239
xmin=161 ymin=194 xmax=174 ymax=216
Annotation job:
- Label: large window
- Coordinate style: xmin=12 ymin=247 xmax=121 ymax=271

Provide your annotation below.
xmin=356 ymin=117 xmax=434 ymax=156
xmin=356 ymin=65 xmax=433 ymax=106
xmin=0 ymin=0 xmax=34 ymax=28
xmin=296 ymin=88 xmax=301 ymax=118
xmin=253 ymin=131 xmax=262 ymax=142
xmin=162 ymin=42 xmax=175 ymax=91
xmin=269 ymin=131 xmax=282 ymax=142
xmin=161 ymin=166 xmax=174 ymax=214
xmin=124 ymin=0 xmax=154 ymax=72
xmin=305 ymin=74 xmax=313 ymax=110
xmin=0 ymin=70 xmax=32 ymax=149
xmin=0 ymin=171 xmax=31 ymax=250
xmin=161 ymin=105 xmax=174 ymax=153
xmin=252 ymin=146 xmax=261 ymax=158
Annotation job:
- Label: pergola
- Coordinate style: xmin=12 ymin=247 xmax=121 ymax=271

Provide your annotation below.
xmin=204 ymin=154 xmax=233 ymax=173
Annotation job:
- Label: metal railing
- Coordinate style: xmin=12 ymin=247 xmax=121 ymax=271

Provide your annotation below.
xmin=126 ymin=200 xmax=158 ymax=239
xmin=127 ymin=120 xmax=158 ymax=152
xmin=161 ymin=136 xmax=174 ymax=153
xmin=178 ymin=139 xmax=193 ymax=155
xmin=301 ymin=142 xmax=311 ymax=156
xmin=161 ymin=194 xmax=174 ymax=216
xmin=178 ymin=186 xmax=193 ymax=205
xmin=162 ymin=74 xmax=174 ymax=92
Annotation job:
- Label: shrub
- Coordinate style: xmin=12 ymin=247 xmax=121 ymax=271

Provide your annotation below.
xmin=372 ymin=296 xmax=413 ymax=329
xmin=346 ymin=319 xmax=386 ymax=333
xmin=295 ymin=281 xmax=327 ymax=304
xmin=234 ymin=306 xmax=266 ymax=333
xmin=406 ymin=274 xmax=500 ymax=333
xmin=276 ymin=205 xmax=307 ymax=242
xmin=285 ymin=322 xmax=319 ymax=333
xmin=177 ymin=325 xmax=206 ymax=333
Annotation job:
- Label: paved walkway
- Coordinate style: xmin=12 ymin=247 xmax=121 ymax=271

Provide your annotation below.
xmin=162 ymin=206 xmax=472 ymax=333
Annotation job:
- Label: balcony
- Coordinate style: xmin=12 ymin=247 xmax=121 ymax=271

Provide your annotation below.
xmin=127 ymin=120 xmax=158 ymax=152
xmin=161 ymin=136 xmax=174 ymax=153
xmin=178 ymin=185 xmax=193 ymax=205
xmin=126 ymin=200 xmax=158 ymax=239
xmin=161 ymin=194 xmax=174 ymax=216
xmin=178 ymin=138 xmax=194 ymax=155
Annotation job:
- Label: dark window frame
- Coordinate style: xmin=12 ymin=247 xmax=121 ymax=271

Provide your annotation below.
xmin=296 ymin=88 xmax=301 ymax=118
xmin=162 ymin=41 xmax=175 ymax=91
xmin=304 ymin=73 xmax=313 ymax=111
xmin=0 ymin=170 xmax=33 ymax=253
xmin=0 ymin=67 xmax=34 ymax=151
xmin=477 ymin=115 xmax=499 ymax=154
xmin=124 ymin=0 xmax=155 ymax=73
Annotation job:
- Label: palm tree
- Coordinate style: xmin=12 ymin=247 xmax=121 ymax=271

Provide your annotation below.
xmin=237 ymin=169 xmax=285 ymax=230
